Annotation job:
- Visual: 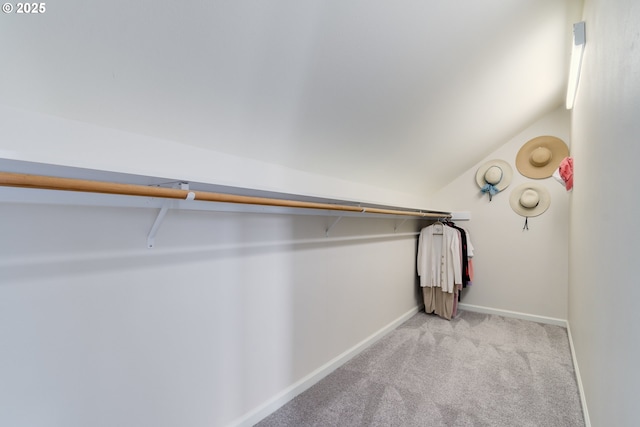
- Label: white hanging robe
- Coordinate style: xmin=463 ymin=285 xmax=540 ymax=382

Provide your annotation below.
xmin=417 ymin=224 xmax=462 ymax=293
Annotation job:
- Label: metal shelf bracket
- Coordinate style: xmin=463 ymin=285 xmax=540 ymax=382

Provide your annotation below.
xmin=147 ymin=182 xmax=193 ymax=248
xmin=394 ymin=218 xmax=409 ymax=232
xmin=325 ymin=216 xmax=343 ymax=237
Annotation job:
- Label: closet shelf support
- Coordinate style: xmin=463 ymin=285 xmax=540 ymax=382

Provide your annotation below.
xmin=394 ymin=218 xmax=409 ymax=232
xmin=326 ymin=216 xmax=343 ymax=237
xmin=147 ymin=203 xmax=170 ymax=249
xmin=147 ymin=182 xmax=193 ymax=249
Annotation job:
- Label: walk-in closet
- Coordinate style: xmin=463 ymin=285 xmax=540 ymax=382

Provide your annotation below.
xmin=2 ymin=1 xmax=639 ymax=426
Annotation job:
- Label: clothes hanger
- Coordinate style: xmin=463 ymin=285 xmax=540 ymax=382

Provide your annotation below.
xmin=432 ymin=218 xmax=445 ymax=234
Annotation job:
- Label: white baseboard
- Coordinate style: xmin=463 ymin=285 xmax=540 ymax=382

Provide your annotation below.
xmin=228 ymin=305 xmax=421 ymax=427
xmin=566 ymin=322 xmax=591 ymax=427
xmin=457 ymin=303 xmax=567 ymax=327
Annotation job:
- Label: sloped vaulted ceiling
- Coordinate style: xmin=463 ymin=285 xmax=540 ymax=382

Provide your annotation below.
xmin=0 ymin=0 xmax=583 ymax=197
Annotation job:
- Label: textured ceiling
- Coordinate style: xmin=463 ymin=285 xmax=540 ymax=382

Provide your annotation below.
xmin=0 ymin=0 xmax=583 ymax=197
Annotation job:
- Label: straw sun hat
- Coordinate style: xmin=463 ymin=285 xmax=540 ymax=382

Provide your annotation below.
xmin=509 ymin=183 xmax=551 ymax=217
xmin=475 ymin=159 xmax=512 ymax=200
xmin=515 ymin=136 xmax=569 ymax=179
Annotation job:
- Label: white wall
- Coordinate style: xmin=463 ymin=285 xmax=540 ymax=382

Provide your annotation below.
xmin=0 ymin=105 xmax=428 ymax=209
xmin=568 ymin=0 xmax=640 ymax=425
xmin=0 ymin=107 xmax=432 ymax=426
xmin=0 ymin=201 xmax=425 ymax=427
xmin=430 ymin=107 xmax=571 ymax=321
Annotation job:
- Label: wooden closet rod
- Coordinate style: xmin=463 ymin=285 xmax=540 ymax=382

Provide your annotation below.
xmin=0 ymin=171 xmax=450 ymax=219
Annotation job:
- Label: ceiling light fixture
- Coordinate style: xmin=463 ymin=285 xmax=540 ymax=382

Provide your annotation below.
xmin=566 ymin=21 xmax=586 ymax=109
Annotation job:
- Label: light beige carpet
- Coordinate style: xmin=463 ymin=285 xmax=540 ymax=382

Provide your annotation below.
xmin=257 ymin=310 xmax=584 ymax=426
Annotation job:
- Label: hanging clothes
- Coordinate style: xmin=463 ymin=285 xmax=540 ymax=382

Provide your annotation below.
xmin=462 ymin=227 xmax=474 ymax=285
xmin=445 ymin=221 xmax=471 ymax=288
xmin=417 ymin=223 xmax=463 ymax=320
xmin=418 ymin=222 xmax=475 ymax=320
xmin=422 ymin=286 xmax=456 ymax=320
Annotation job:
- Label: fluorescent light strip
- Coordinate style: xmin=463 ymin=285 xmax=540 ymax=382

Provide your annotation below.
xmin=566 ymin=21 xmax=586 ymax=110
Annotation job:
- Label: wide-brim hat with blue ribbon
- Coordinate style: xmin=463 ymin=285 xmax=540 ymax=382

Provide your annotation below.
xmin=475 ymin=159 xmax=513 ymax=200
